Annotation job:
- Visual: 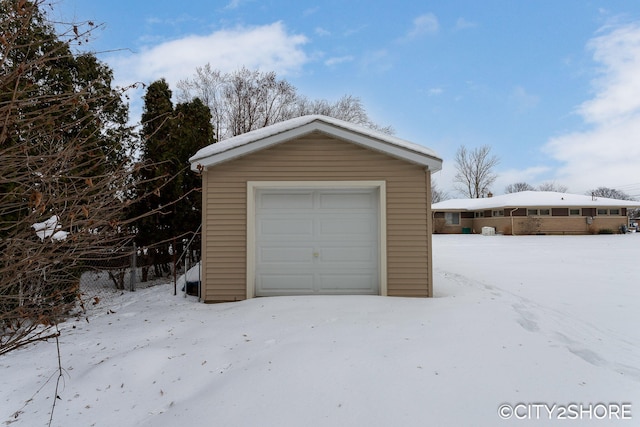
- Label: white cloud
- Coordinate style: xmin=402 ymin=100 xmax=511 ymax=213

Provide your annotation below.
xmin=510 ymin=85 xmax=540 ymax=111
xmin=110 ymin=22 xmax=308 ymax=89
xmin=545 ymin=119 xmax=640 ymax=192
xmin=315 ymin=27 xmax=331 ymax=37
xmin=303 ymin=7 xmax=319 ymax=17
xmin=343 ymin=25 xmax=368 ymax=37
xmin=324 ymin=55 xmax=354 ymax=67
xmin=578 ymin=23 xmax=640 ymax=124
xmin=106 ymin=22 xmax=311 ymax=127
xmin=404 ymin=13 xmax=439 ymax=40
xmin=106 ymin=22 xmax=308 ymax=125
xmin=224 ymin=0 xmax=243 ymax=10
xmin=454 ymin=17 xmax=477 ymax=31
xmin=543 ymin=22 xmax=640 ymax=193
xmin=360 ymin=49 xmax=392 ymax=73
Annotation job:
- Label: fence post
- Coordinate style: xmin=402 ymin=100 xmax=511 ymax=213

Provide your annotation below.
xmin=130 ymin=242 xmax=137 ymax=292
xmin=173 ymin=238 xmax=177 ymax=296
xmin=183 ymin=240 xmax=188 ymax=298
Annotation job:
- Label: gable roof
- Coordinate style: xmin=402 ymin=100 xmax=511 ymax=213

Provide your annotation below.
xmin=189 ymin=115 xmax=442 ymax=172
xmin=432 ymin=191 xmax=640 ymax=211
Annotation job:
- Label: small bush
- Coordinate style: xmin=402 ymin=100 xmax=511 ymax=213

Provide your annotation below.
xmin=518 ymin=217 xmax=542 ymax=235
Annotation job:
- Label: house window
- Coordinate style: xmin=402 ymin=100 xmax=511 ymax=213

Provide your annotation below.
xmin=528 ymin=208 xmax=551 ymax=216
xmin=569 ymin=208 xmax=581 ymax=216
xmin=474 ymin=211 xmax=484 ymax=218
xmin=492 ymin=210 xmax=504 ymax=217
xmin=610 ymin=209 xmax=620 ymax=215
xmin=445 ymin=212 xmax=460 ymax=225
xmin=597 ymin=208 xmax=608 ymax=215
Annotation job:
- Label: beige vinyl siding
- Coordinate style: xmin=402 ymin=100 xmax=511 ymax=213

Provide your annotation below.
xmin=201 ymin=131 xmax=431 ymax=302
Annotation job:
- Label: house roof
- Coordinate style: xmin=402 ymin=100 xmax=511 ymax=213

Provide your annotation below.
xmin=189 ymin=115 xmax=442 ymax=172
xmin=432 ymin=191 xmax=640 ymax=211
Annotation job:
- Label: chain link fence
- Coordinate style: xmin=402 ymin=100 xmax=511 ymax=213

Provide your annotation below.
xmin=78 ymin=237 xmax=201 ymax=308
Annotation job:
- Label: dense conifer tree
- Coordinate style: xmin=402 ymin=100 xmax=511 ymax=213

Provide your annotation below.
xmin=131 ymin=80 xmax=214 ymax=261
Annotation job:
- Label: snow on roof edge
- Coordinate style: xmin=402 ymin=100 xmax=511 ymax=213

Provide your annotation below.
xmin=432 ymin=191 xmax=640 ymax=210
xmin=189 ymin=115 xmax=441 ymax=167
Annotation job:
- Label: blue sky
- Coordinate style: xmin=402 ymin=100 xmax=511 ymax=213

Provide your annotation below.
xmin=57 ymin=0 xmax=640 ymax=198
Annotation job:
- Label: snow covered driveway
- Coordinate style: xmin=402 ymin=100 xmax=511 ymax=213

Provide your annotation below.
xmin=1 ymin=234 xmax=638 ymax=426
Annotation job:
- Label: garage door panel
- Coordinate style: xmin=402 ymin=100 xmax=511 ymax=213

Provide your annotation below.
xmin=319 ymin=192 xmax=376 ymax=209
xmin=258 ymin=218 xmax=313 ymax=237
xmin=318 ymin=246 xmax=375 ymax=263
xmin=259 ymin=192 xmax=313 ymax=209
xmin=318 ymin=273 xmax=377 ymax=293
xmin=318 ymin=216 xmax=376 ymax=238
xmin=255 ymin=188 xmax=379 ymax=296
xmin=258 ymin=274 xmax=315 ymax=294
xmin=258 ymin=246 xmax=315 ymax=263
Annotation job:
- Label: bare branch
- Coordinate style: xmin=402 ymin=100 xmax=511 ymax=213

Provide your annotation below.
xmin=0 ymin=0 xmax=155 ymax=355
xmin=176 ymin=65 xmax=393 ymax=139
xmin=453 ymin=145 xmax=500 ymax=198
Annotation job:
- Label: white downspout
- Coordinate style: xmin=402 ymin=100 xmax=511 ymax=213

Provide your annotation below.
xmin=510 ymin=208 xmax=519 ymax=236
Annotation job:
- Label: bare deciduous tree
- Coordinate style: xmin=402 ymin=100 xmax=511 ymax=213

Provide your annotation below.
xmin=295 ymin=94 xmax=394 ymax=134
xmin=587 ymin=187 xmax=634 ymax=200
xmin=177 ymin=64 xmax=392 ymax=139
xmin=431 ymin=181 xmax=449 ymax=204
xmin=223 ymin=67 xmax=298 ymax=137
xmin=505 ymin=181 xmax=571 ymax=194
xmin=178 ymin=66 xmax=297 ymax=140
xmin=538 ymin=181 xmax=568 ymax=192
xmin=453 ymin=145 xmax=500 ymax=198
xmin=505 ymin=182 xmax=535 ymax=193
xmin=176 ymin=64 xmax=226 ymax=142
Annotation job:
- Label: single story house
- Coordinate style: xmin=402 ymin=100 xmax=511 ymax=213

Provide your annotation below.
xmin=432 ymin=191 xmax=640 ymax=235
xmin=189 ymin=115 xmax=443 ymax=302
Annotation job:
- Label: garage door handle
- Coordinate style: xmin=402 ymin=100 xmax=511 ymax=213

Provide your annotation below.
xmin=313 ymin=252 xmax=319 ymax=258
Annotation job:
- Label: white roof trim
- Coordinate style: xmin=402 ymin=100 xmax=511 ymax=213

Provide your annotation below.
xmin=189 ymin=115 xmax=442 ymax=172
xmin=432 ymin=191 xmax=640 ymax=211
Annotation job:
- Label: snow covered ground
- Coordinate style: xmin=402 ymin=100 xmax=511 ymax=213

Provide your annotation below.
xmin=1 ymin=234 xmax=638 ymax=426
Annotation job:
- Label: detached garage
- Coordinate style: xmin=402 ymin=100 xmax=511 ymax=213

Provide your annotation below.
xmin=189 ymin=115 xmax=442 ymax=302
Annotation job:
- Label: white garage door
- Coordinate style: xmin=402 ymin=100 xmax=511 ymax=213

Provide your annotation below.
xmin=255 ymin=188 xmax=379 ymax=296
